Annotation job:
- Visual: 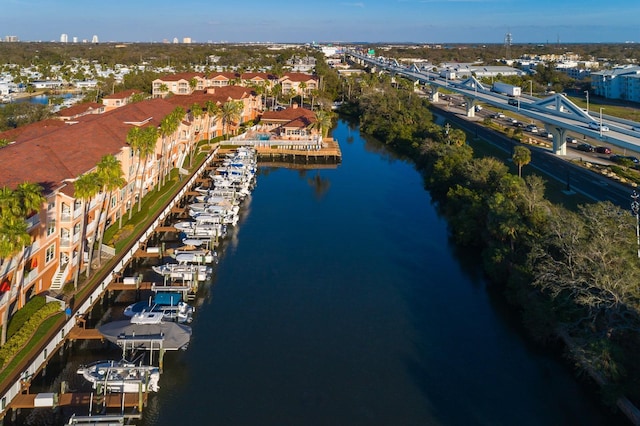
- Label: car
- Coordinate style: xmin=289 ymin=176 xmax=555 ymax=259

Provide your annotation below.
xmin=595 ymin=146 xmax=612 ymax=154
xmin=610 ymin=154 xmax=640 ymax=164
xmin=507 ymin=98 xmax=519 ymax=106
xmin=525 ymin=124 xmax=538 ymax=133
xmin=513 ymin=122 xmax=524 ymax=128
xmin=576 ymin=143 xmax=595 ymax=152
xmin=566 ymin=136 xmax=578 ymax=144
xmin=540 ymin=130 xmax=554 ymax=139
xmin=588 ymin=122 xmax=610 ymax=132
xmin=509 ymin=118 xmax=518 ymax=124
xmin=494 ymin=112 xmax=505 ymax=118
xmin=474 ymin=105 xmax=483 ymax=112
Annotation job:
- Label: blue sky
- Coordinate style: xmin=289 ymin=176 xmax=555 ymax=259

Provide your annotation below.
xmin=2 ymin=0 xmax=639 ymax=43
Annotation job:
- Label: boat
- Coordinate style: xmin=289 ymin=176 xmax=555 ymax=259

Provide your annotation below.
xmin=173 ymin=248 xmax=217 ymax=264
xmin=124 ymin=292 xmax=195 ymax=324
xmin=98 ymin=320 xmax=192 ymax=351
xmin=152 ymin=262 xmax=212 ymax=281
xmin=76 ymin=359 xmax=160 ymax=393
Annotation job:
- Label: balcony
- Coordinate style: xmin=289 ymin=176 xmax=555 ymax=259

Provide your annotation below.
xmin=25 ymin=214 xmax=41 ymax=230
xmin=60 ymin=212 xmax=72 ymax=222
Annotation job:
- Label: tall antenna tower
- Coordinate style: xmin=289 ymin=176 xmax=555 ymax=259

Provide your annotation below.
xmin=504 ymin=31 xmax=512 ymax=60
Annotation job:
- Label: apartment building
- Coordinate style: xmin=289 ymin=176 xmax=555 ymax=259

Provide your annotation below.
xmin=591 ymin=65 xmax=640 ymax=103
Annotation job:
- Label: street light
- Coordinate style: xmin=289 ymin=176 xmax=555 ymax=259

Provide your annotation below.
xmin=584 ymin=90 xmax=589 ymax=113
xmin=631 ymin=191 xmax=640 ymax=259
xmin=529 ymin=80 xmax=533 ymax=97
xmin=599 ymin=107 xmax=604 ymax=138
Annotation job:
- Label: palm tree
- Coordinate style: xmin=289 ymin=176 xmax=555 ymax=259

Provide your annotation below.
xmin=158 ymin=107 xmax=183 ymax=187
xmin=73 ymin=172 xmax=100 ymax=288
xmin=512 ymin=146 xmax=532 ymax=178
xmin=0 ymin=214 xmax=30 ymax=345
xmin=205 ymin=100 xmax=221 ymax=139
xmin=189 ymin=103 xmax=203 ymax=167
xmin=299 ymin=81 xmax=307 ymax=108
xmin=220 ymin=101 xmax=244 ymax=137
xmin=312 ymin=110 xmax=334 ymax=139
xmin=157 ymin=83 xmax=169 ymax=98
xmin=93 ymin=155 xmax=126 ymax=267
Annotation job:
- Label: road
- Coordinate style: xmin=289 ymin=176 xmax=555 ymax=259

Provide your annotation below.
xmin=433 ymin=102 xmax=636 ymax=210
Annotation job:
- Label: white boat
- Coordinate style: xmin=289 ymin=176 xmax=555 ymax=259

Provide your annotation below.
xmin=173 ymin=248 xmax=216 ymax=264
xmin=77 ymin=359 xmax=160 ymax=393
xmin=124 ymin=291 xmax=195 ymax=324
xmin=173 ymin=221 xmax=227 ymax=238
xmin=152 ymin=263 xmax=212 ymax=281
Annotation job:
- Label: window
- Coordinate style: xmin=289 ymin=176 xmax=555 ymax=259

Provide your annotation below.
xmin=47 ymin=220 xmax=56 ymax=237
xmin=45 ymin=244 xmax=55 ymax=263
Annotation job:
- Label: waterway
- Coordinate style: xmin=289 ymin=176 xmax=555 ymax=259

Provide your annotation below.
xmin=14 ymin=118 xmax=625 ymax=425
xmin=137 ymin=119 xmax=622 ymax=425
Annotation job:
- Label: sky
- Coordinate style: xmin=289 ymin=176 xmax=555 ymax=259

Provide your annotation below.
xmin=2 ymin=0 xmax=639 ymax=44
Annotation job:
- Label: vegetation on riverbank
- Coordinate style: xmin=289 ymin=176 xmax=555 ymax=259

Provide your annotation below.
xmin=342 ymin=75 xmax=640 ymax=414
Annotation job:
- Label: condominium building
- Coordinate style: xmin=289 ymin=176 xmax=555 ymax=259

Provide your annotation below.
xmin=591 ymin=66 xmax=640 ymax=103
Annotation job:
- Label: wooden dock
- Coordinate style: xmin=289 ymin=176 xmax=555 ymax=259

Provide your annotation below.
xmin=254 ymin=139 xmax=341 ymax=163
xmin=107 ymin=281 xmax=155 ymax=291
xmin=9 ymin=391 xmax=146 ymax=409
xmin=66 ymin=326 xmax=104 ymax=341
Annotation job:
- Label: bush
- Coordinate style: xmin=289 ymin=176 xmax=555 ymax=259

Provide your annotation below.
xmin=7 ymin=296 xmax=46 ymax=339
xmin=0 ymin=302 xmax=61 ymax=368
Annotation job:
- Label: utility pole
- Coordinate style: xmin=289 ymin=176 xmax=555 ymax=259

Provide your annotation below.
xmin=632 ymin=191 xmax=640 ymax=259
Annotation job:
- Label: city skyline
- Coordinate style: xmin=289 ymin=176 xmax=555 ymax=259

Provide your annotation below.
xmin=2 ymin=0 xmax=639 ymax=44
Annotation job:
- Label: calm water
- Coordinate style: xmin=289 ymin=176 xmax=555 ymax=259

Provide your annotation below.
xmin=132 ymin=119 xmax=622 ymax=426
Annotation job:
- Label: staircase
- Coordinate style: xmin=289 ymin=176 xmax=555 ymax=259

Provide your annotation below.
xmin=49 ymin=264 xmax=68 ymax=291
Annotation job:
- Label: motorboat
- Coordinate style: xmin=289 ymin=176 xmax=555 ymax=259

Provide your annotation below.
xmin=98 ymin=320 xmax=192 ymax=351
xmin=173 ymin=248 xmax=217 ymax=264
xmin=152 ymin=262 xmax=212 ymax=281
xmin=125 ymin=292 xmax=194 ymax=318
xmin=76 ymin=359 xmax=160 ymax=393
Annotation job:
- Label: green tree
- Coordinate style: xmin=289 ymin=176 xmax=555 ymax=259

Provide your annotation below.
xmin=512 ymin=146 xmax=532 ymax=178
xmin=220 ymin=101 xmax=244 ymax=137
xmin=93 ymin=155 xmax=126 ymax=267
xmin=73 ymin=172 xmax=101 ymax=288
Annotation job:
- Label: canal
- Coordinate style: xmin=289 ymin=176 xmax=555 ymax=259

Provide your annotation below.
xmin=135 ymin=119 xmax=622 ymax=425
xmin=13 ymin=118 xmax=626 ymax=425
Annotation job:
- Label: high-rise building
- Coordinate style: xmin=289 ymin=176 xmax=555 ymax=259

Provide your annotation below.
xmin=92 ymin=35 xmax=99 ymax=43
xmin=60 ymin=33 xmax=68 ymax=43
xmin=3 ymin=36 xmax=19 ymax=42
xmin=183 ymin=37 xmax=192 ymax=44
xmin=173 ymin=37 xmax=179 ymax=44
xmin=72 ymin=36 xmax=78 ymax=43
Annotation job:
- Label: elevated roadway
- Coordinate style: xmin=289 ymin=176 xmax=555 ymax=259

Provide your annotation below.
xmin=347 ymin=51 xmax=640 ymax=157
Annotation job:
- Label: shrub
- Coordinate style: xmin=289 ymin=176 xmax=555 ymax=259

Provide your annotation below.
xmin=6 ymin=296 xmax=46 ymax=339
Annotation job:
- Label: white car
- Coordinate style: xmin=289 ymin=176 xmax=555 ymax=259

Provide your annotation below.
xmin=588 ymin=122 xmax=609 ymax=132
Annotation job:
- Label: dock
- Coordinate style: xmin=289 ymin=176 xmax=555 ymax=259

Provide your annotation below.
xmin=9 ymin=392 xmax=146 ymax=409
xmin=254 ymin=139 xmax=341 ymax=163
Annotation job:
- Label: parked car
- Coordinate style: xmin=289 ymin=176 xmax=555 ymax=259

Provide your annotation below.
xmin=588 ymin=122 xmax=610 ymax=132
xmin=576 ymin=143 xmax=595 ymax=152
xmin=595 ymin=146 xmax=612 ymax=154
xmin=566 ymin=136 xmax=578 ymax=144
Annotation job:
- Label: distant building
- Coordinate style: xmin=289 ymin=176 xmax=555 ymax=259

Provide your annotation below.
xmin=60 ymin=33 xmax=68 ymax=43
xmin=183 ymin=37 xmax=192 ymax=44
xmin=72 ymin=36 xmax=78 ymax=43
xmin=3 ymin=35 xmax=19 ymax=42
xmin=92 ymin=35 xmax=99 ymax=43
xmin=591 ymin=65 xmax=640 ymax=103
xmin=173 ymin=37 xmax=179 ymax=44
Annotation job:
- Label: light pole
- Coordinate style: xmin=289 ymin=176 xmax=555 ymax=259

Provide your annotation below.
xmin=584 ymin=90 xmax=589 ymax=113
xmin=599 ymin=107 xmax=604 ymax=138
xmin=529 ymin=80 xmax=533 ymax=97
xmin=632 ymin=191 xmax=640 ymax=259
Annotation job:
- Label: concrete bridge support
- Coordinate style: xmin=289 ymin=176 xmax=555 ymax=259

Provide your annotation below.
xmin=548 ymin=126 xmax=569 ymax=155
xmin=463 ymin=95 xmax=477 ymax=118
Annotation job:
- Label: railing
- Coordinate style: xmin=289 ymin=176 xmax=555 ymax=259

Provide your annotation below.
xmin=25 ymin=214 xmax=40 ymax=230
xmin=0 ymin=145 xmax=222 ymax=416
xmin=60 ymin=213 xmax=72 ymax=222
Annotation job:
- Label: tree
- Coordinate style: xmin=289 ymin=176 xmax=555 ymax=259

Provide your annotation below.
xmin=312 ymin=110 xmax=333 ymax=138
xmin=0 ymin=214 xmax=30 ymax=345
xmin=205 ymin=100 xmax=221 ymax=139
xmin=220 ymin=100 xmax=244 ymax=137
xmin=73 ymin=172 xmax=101 ymax=288
xmin=512 ymin=145 xmax=531 ymax=177
xmin=93 ymin=155 xmax=125 ymax=267
xmin=189 ymin=103 xmax=203 ymax=167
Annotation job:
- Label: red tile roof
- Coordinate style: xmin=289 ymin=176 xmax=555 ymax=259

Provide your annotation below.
xmin=156 ymin=72 xmax=205 ymax=82
xmin=103 ymin=89 xmax=142 ymax=100
xmin=0 ymin=98 xmax=176 ymax=192
xmin=56 ymin=102 xmax=104 ymax=118
xmin=0 ymin=119 xmax=68 ymax=144
xmin=261 ymin=106 xmax=316 ymax=122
